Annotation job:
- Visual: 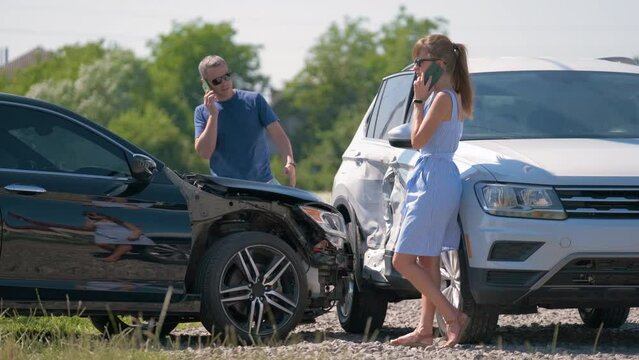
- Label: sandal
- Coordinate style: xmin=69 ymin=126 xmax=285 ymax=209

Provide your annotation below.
xmin=389 ymin=329 xmax=433 ymax=348
xmin=441 ymin=312 xmax=470 ymax=348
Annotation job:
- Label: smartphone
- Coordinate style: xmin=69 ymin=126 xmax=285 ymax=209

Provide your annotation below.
xmin=423 ymin=62 xmax=443 ymax=90
xmin=201 ymin=79 xmax=211 ymax=93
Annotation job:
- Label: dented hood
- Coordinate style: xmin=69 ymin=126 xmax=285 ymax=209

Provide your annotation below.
xmin=189 ymin=175 xmax=322 ymax=204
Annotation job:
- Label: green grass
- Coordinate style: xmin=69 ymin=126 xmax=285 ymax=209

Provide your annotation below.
xmin=0 ymin=314 xmax=96 ymax=336
xmin=0 ymin=314 xmax=174 ymax=359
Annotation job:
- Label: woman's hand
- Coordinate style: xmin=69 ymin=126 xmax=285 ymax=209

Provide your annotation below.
xmin=413 ymin=72 xmax=433 ymax=102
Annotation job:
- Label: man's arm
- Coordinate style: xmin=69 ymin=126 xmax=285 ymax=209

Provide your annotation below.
xmin=194 ymin=92 xmax=219 ymax=159
xmin=195 ymin=114 xmax=218 ymax=159
xmin=266 ymin=121 xmax=296 ymax=187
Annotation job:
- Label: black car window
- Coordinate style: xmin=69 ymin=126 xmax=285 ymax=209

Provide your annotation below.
xmin=0 ymin=104 xmax=131 ymax=177
xmin=370 ymin=74 xmax=414 ymax=139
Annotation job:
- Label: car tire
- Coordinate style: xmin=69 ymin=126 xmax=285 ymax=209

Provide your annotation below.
xmin=436 ymin=247 xmax=499 ymax=344
xmin=90 ymin=315 xmax=179 ymax=337
xmin=196 ymin=231 xmax=308 ymax=343
xmin=336 ymin=222 xmax=388 ymax=333
xmin=578 ymin=307 xmax=630 ymax=328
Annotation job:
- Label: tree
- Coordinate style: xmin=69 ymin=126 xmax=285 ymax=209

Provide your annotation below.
xmin=108 ymin=103 xmax=205 ymax=173
xmin=26 ymin=49 xmax=148 ymax=127
xmin=274 ymin=7 xmax=444 ymax=189
xmin=0 ymin=42 xmax=106 ymax=95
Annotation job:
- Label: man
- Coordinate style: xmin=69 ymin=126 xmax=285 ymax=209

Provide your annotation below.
xmin=194 ymin=55 xmax=296 ymax=186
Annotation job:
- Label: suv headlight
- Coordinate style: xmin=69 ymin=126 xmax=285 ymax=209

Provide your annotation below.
xmin=475 ymin=183 xmax=566 ymax=220
xmin=300 ymin=206 xmax=347 ymax=237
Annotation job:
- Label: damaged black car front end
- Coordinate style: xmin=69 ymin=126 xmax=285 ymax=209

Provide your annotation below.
xmin=176 ymin=173 xmax=349 ymax=340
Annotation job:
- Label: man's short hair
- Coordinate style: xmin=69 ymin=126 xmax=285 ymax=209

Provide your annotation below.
xmin=198 ymin=55 xmax=226 ymax=78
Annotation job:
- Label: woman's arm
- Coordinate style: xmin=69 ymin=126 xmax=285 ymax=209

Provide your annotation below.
xmin=411 ymin=92 xmax=453 ymax=149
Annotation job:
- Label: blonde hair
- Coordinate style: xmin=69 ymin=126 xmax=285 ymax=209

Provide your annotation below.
xmin=412 ymin=34 xmax=473 ymax=119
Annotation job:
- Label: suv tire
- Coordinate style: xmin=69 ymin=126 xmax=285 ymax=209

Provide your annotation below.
xmin=197 ymin=231 xmax=308 ymax=343
xmin=436 ymin=247 xmax=498 ymax=343
xmin=578 ymin=307 xmax=630 ymax=328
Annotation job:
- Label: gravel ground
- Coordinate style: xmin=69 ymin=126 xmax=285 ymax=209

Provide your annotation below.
xmin=169 ymin=301 xmax=639 ymax=359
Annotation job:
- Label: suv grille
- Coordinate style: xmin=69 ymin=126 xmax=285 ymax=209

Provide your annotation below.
xmin=555 ymin=187 xmax=639 ymax=218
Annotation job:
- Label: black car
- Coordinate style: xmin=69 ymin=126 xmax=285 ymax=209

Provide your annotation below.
xmin=0 ymin=93 xmax=349 ymax=341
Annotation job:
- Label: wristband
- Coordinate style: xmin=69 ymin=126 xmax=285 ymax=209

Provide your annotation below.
xmin=286 ymin=162 xmax=296 ymax=168
xmin=413 ymin=98 xmax=424 ymax=104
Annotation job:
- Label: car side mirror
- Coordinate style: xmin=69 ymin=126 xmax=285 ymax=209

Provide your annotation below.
xmin=130 ymin=154 xmax=157 ymax=182
xmin=387 ymin=123 xmax=413 ymax=148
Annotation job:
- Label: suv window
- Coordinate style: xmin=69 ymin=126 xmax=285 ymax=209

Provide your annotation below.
xmin=465 ymin=71 xmax=639 ymax=140
xmin=0 ymin=104 xmax=131 ymax=177
xmin=367 ymin=74 xmax=414 ymax=139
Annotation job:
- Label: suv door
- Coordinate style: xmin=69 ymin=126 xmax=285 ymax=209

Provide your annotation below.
xmin=344 ymin=74 xmax=414 ymax=270
xmin=0 ymin=103 xmax=191 ymax=303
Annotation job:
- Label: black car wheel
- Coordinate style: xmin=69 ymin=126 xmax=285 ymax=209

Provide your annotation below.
xmin=336 ymin=223 xmax=387 ymax=333
xmin=578 ymin=307 xmax=629 ymax=328
xmin=336 ymin=272 xmax=388 ymax=333
xmin=197 ymin=231 xmax=308 ymax=343
xmin=90 ymin=315 xmax=179 ymax=337
xmin=436 ymin=248 xmax=498 ymax=344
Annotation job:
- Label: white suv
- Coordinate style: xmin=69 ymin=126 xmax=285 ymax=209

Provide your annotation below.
xmin=331 ymin=58 xmax=639 ymax=342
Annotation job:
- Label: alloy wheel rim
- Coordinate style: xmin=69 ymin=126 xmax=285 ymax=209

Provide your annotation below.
xmin=218 ymin=244 xmax=300 ymax=338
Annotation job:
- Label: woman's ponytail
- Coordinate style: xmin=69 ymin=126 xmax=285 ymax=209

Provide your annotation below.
xmin=451 ymin=43 xmax=473 ymax=119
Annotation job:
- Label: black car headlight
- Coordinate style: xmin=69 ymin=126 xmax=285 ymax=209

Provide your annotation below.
xmin=299 ymin=205 xmax=347 ymax=238
xmin=475 ymin=183 xmax=567 ymax=220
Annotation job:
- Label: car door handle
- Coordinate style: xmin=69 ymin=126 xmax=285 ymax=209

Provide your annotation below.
xmin=4 ymin=184 xmax=47 ymax=194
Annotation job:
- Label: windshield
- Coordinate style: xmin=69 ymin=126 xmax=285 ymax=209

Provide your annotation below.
xmin=463 ymin=71 xmax=639 ymax=140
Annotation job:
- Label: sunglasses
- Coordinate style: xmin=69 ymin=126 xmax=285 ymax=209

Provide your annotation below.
xmin=414 ymin=57 xmax=440 ymax=67
xmin=209 ymin=72 xmax=232 ymax=86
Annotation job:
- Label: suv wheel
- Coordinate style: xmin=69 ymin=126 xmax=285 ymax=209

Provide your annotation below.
xmin=336 ymin=222 xmax=388 ymax=333
xmin=436 ymin=248 xmax=498 ymax=343
xmin=578 ymin=307 xmax=629 ymax=328
xmin=90 ymin=315 xmax=179 ymax=337
xmin=197 ymin=231 xmax=308 ymax=343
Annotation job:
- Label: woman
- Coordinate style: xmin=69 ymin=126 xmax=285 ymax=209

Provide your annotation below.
xmin=390 ymin=34 xmax=473 ymax=348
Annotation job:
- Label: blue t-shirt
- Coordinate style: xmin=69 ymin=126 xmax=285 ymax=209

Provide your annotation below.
xmin=194 ymin=90 xmax=278 ymax=182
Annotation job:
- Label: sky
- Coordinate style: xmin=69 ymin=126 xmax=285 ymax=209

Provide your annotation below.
xmin=1 ymin=0 xmax=638 ymax=88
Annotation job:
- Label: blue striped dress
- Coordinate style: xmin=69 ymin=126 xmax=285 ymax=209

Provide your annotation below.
xmin=394 ymin=89 xmax=464 ymax=256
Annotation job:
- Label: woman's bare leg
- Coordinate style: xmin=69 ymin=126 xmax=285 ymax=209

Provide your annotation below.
xmin=417 ymin=256 xmax=439 ymax=335
xmin=392 ymin=253 xmax=459 ymax=325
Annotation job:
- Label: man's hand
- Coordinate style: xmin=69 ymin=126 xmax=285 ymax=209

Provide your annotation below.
xmin=284 ymin=162 xmax=297 ymax=187
xmin=204 ymin=91 xmax=218 ymax=117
